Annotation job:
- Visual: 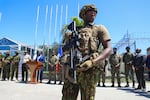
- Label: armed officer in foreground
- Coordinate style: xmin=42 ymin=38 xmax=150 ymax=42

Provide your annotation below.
xmin=62 ymin=4 xmax=112 ymax=100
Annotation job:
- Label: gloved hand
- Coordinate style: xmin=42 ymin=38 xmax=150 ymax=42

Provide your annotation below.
xmin=90 ymin=52 xmax=99 ymax=59
xmin=77 ymin=60 xmax=94 ymax=71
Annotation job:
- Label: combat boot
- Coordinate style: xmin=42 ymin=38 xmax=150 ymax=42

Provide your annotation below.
xmin=118 ymin=84 xmax=121 ymax=87
xmin=102 ymin=83 xmax=106 ymax=87
xmin=111 ymin=83 xmax=114 ymax=87
xmin=125 ymin=82 xmax=129 ymax=87
xmin=97 ymin=83 xmax=100 ymax=87
xmin=59 ymin=81 xmax=62 ymax=85
xmin=132 ymin=81 xmax=135 ymax=88
xmin=46 ymin=80 xmax=51 ymax=84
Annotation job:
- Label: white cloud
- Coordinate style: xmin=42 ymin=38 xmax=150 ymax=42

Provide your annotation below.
xmin=0 ymin=12 xmax=2 ymax=22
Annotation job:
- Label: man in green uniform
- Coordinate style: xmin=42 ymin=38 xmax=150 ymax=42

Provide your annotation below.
xmin=123 ymin=46 xmax=135 ymax=87
xmin=47 ymin=51 xmax=59 ymax=84
xmin=11 ymin=51 xmax=20 ymax=81
xmin=109 ymin=47 xmax=121 ymax=87
xmin=62 ymin=4 xmax=112 ymax=100
xmin=2 ymin=51 xmax=12 ymax=81
xmin=0 ymin=52 xmax=4 ymax=79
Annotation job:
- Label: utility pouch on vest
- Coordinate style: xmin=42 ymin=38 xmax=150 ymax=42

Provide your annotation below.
xmin=89 ymin=37 xmax=98 ymax=52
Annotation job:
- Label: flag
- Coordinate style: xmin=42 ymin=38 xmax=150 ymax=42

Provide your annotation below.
xmin=57 ymin=45 xmax=63 ymax=58
xmin=56 ymin=63 xmax=60 ymax=73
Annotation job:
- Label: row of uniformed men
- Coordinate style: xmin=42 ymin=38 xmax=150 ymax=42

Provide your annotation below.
xmin=0 ymin=51 xmax=20 ymax=81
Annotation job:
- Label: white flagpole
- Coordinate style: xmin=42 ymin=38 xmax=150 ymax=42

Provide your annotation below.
xmin=54 ymin=4 xmax=58 ymax=42
xmin=33 ymin=5 xmax=40 ymax=60
xmin=59 ymin=5 xmax=63 ymax=43
xmin=48 ymin=6 xmax=53 ymax=46
xmin=47 ymin=5 xmax=53 ymax=71
xmin=43 ymin=5 xmax=48 ymax=49
xmin=65 ymin=4 xmax=68 ymax=25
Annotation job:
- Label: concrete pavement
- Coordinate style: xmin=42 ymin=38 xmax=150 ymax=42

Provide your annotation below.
xmin=0 ymin=80 xmax=150 ymax=100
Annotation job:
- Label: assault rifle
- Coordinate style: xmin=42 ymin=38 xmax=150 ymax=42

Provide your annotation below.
xmin=68 ymin=21 xmax=79 ymax=83
xmin=63 ymin=21 xmax=80 ymax=83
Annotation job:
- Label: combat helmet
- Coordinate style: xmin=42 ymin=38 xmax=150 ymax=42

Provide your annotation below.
xmin=79 ymin=4 xmax=98 ymax=19
xmin=126 ymin=46 xmax=130 ymax=50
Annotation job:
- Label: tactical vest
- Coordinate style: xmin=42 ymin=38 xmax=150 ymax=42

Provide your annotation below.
xmin=0 ymin=54 xmax=3 ymax=63
xmin=13 ymin=55 xmax=20 ymax=63
xmin=4 ymin=56 xmax=12 ymax=65
xmin=79 ymin=26 xmax=100 ymax=54
xmin=60 ymin=54 xmax=69 ymax=65
xmin=123 ymin=52 xmax=133 ymax=63
xmin=78 ymin=25 xmax=102 ymax=57
xmin=50 ymin=55 xmax=58 ymax=65
xmin=109 ymin=54 xmax=120 ymax=66
xmin=0 ymin=54 xmax=3 ymax=68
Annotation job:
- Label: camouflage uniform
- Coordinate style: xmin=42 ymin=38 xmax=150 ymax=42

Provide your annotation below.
xmin=0 ymin=53 xmax=4 ymax=78
xmin=11 ymin=51 xmax=20 ymax=81
xmin=123 ymin=47 xmax=135 ymax=87
xmin=109 ymin=48 xmax=121 ymax=87
xmin=61 ymin=52 xmax=79 ymax=100
xmin=97 ymin=59 xmax=108 ymax=87
xmin=47 ymin=54 xmax=58 ymax=84
xmin=2 ymin=52 xmax=12 ymax=80
xmin=62 ymin=67 xmax=79 ymax=100
xmin=77 ymin=25 xmax=110 ymax=99
xmin=62 ymin=4 xmax=111 ymax=100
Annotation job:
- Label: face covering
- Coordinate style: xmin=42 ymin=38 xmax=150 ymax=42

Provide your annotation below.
xmin=127 ymin=50 xmax=130 ymax=52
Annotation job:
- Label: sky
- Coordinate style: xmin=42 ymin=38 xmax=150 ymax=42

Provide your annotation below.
xmin=0 ymin=0 xmax=150 ymax=53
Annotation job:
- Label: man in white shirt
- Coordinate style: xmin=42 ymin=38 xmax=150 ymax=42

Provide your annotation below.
xmin=21 ymin=50 xmax=31 ymax=82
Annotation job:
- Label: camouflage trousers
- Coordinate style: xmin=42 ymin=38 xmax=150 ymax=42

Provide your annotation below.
xmin=124 ymin=64 xmax=135 ymax=84
xmin=77 ymin=67 xmax=99 ymax=100
xmin=11 ymin=64 xmax=19 ymax=80
xmin=62 ymin=67 xmax=99 ymax=100
xmin=2 ymin=63 xmax=10 ymax=80
xmin=0 ymin=68 xmax=2 ymax=78
xmin=97 ymin=68 xmax=106 ymax=85
xmin=48 ymin=65 xmax=56 ymax=83
xmin=62 ymin=68 xmax=79 ymax=100
xmin=62 ymin=80 xmax=79 ymax=100
xmin=111 ymin=66 xmax=121 ymax=85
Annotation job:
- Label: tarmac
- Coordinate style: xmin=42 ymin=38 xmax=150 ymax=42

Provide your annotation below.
xmin=0 ymin=79 xmax=150 ymax=100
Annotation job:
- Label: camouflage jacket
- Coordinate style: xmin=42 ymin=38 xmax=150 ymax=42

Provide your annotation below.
xmin=12 ymin=55 xmax=20 ymax=65
xmin=3 ymin=56 xmax=12 ymax=65
xmin=123 ymin=52 xmax=134 ymax=64
xmin=109 ymin=54 xmax=121 ymax=66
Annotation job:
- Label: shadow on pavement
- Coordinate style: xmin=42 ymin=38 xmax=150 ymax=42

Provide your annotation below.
xmin=117 ymin=87 xmax=150 ymax=99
